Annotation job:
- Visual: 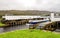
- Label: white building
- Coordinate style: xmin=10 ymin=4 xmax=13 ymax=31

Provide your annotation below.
xmin=50 ymin=13 xmax=60 ymax=21
xmin=2 ymin=15 xmax=49 ymax=20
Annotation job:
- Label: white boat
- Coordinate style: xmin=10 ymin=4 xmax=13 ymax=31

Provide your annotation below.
xmin=26 ymin=18 xmax=49 ymax=25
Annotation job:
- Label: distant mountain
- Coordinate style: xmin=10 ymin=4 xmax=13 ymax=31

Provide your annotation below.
xmin=0 ymin=10 xmax=53 ymax=16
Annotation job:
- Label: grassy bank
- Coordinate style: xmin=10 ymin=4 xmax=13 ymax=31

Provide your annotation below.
xmin=0 ymin=18 xmax=5 ymax=26
xmin=0 ymin=22 xmax=5 ymax=26
xmin=0 ymin=30 xmax=60 ymax=38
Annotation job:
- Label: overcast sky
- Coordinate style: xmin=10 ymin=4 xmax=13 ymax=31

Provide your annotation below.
xmin=0 ymin=0 xmax=60 ymax=11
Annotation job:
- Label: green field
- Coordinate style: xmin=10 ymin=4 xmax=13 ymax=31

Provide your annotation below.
xmin=0 ymin=18 xmax=5 ymax=26
xmin=0 ymin=22 xmax=5 ymax=26
xmin=0 ymin=30 xmax=60 ymax=38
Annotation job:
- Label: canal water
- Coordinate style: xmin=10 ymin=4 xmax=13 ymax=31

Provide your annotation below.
xmin=0 ymin=22 xmax=60 ymax=33
xmin=0 ymin=25 xmax=29 ymax=33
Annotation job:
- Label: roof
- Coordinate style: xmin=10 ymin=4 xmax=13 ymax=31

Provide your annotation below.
xmin=2 ymin=15 xmax=49 ymax=20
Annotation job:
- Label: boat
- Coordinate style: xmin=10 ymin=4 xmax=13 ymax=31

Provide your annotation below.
xmin=26 ymin=18 xmax=49 ymax=25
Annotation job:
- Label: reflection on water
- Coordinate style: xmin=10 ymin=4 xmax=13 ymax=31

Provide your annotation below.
xmin=0 ymin=25 xmax=29 ymax=33
xmin=0 ymin=28 xmax=4 ymax=33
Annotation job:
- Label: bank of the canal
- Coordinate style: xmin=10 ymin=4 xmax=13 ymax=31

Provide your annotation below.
xmin=0 ymin=30 xmax=60 ymax=38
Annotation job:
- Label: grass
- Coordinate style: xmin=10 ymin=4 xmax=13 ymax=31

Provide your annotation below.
xmin=0 ymin=22 xmax=5 ymax=26
xmin=0 ymin=18 xmax=5 ymax=26
xmin=0 ymin=30 xmax=60 ymax=38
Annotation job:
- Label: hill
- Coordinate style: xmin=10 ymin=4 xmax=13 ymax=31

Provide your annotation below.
xmin=0 ymin=10 xmax=52 ymax=16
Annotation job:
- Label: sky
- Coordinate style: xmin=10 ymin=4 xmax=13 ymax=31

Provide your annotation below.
xmin=0 ymin=0 xmax=60 ymax=12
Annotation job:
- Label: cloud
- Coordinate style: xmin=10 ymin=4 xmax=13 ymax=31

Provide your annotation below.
xmin=35 ymin=0 xmax=60 ymax=11
xmin=0 ymin=0 xmax=60 ymax=11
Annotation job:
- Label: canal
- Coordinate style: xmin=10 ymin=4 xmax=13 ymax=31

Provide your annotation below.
xmin=0 ymin=25 xmax=29 ymax=33
xmin=0 ymin=21 xmax=60 ymax=33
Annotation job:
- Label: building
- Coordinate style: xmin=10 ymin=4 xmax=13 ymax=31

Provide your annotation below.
xmin=2 ymin=15 xmax=49 ymax=20
xmin=50 ymin=13 xmax=60 ymax=21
